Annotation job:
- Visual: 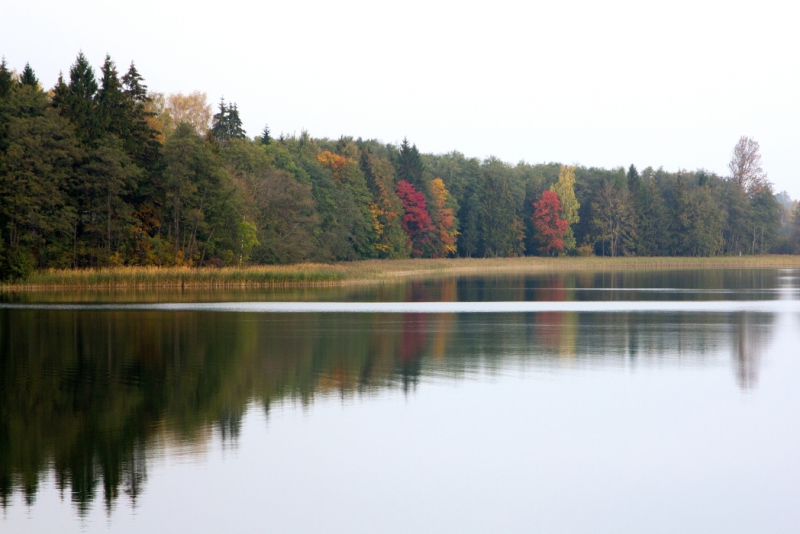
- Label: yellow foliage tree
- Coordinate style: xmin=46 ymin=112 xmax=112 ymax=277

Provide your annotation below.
xmin=550 ymin=165 xmax=580 ymax=251
xmin=430 ymin=177 xmax=458 ymax=257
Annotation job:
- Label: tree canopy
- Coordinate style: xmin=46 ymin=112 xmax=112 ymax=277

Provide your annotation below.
xmin=1 ymin=54 xmax=797 ymax=279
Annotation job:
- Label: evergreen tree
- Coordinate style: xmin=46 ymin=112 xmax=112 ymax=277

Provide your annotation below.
xmin=227 ymin=104 xmax=246 ymax=139
xmin=0 ymin=58 xmax=13 ymax=97
xmin=261 ymin=124 xmax=271 ymax=145
xmin=19 ymin=63 xmax=38 ymax=87
xmin=121 ymin=62 xmax=148 ymax=101
xmin=211 ymin=98 xmax=228 ymax=141
xmin=96 ymin=55 xmax=125 ymax=136
xmin=50 ymin=72 xmax=69 ymax=109
xmin=0 ymin=79 xmax=83 ymax=276
xmin=396 ymin=138 xmax=425 ymax=191
xmin=60 ymin=52 xmax=100 ymax=143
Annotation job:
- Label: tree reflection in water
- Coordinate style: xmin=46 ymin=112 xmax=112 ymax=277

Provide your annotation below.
xmin=0 ymin=270 xmax=786 ymax=516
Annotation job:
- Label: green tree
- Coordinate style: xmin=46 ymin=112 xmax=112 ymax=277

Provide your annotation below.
xmin=18 ymin=63 xmax=38 ymax=88
xmin=0 ymin=58 xmax=13 ymax=97
xmin=222 ymin=139 xmax=318 ymax=264
xmin=480 ymin=170 xmax=522 ymax=257
xmin=590 ymin=180 xmax=637 ymax=257
xmin=162 ymin=122 xmax=236 ymax=263
xmin=59 ymin=52 xmax=100 ymax=143
xmin=395 ymin=138 xmax=426 ymax=192
xmin=0 ymin=80 xmax=83 ymax=276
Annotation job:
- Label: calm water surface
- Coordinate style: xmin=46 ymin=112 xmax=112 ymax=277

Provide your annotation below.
xmin=1 ymin=269 xmax=799 ymax=533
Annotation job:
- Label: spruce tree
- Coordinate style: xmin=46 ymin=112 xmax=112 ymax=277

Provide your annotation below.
xmin=19 ymin=63 xmax=38 ymax=88
xmin=396 ymin=138 xmax=425 ymax=191
xmin=261 ymin=124 xmax=271 ymax=145
xmin=211 ymin=98 xmax=229 ymax=141
xmin=121 ymin=62 xmax=148 ymax=101
xmin=228 ymin=103 xmax=245 ymax=139
xmin=97 ymin=55 xmax=124 ymax=136
xmin=0 ymin=58 xmax=12 ymax=98
xmin=51 ymin=72 xmax=69 ymax=109
xmin=120 ymin=61 xmax=159 ymax=168
xmin=60 ymin=52 xmax=100 ymax=143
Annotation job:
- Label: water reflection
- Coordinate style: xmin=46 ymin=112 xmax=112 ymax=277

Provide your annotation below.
xmin=0 ymin=270 xmax=794 ymax=519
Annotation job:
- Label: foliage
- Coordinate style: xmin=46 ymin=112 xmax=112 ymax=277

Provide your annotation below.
xmin=396 ymin=180 xmax=434 ymax=257
xmin=590 ymin=180 xmax=637 ymax=257
xmin=532 ymin=190 xmax=569 ymax=255
xmin=429 ymin=177 xmax=458 ymax=257
xmin=0 ymin=54 xmax=797 ymax=280
xmin=549 ymin=165 xmax=579 ymax=251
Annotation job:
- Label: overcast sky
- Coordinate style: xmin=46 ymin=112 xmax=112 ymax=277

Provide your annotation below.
xmin=3 ymin=0 xmax=799 ymax=197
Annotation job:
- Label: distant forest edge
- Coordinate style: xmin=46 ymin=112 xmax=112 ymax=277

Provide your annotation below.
xmin=2 ymin=54 xmax=799 ymax=282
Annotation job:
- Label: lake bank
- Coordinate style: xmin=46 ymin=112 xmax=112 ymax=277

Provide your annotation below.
xmin=4 ymin=255 xmax=800 ymax=291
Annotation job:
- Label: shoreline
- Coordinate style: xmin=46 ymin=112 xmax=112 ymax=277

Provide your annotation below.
xmin=3 ymin=256 xmax=800 ymax=291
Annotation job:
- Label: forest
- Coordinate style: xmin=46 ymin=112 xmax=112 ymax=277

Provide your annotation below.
xmin=2 ymin=54 xmax=800 ymax=280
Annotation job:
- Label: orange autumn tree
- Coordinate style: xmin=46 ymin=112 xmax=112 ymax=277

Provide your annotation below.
xmin=316 ymin=150 xmax=349 ymax=178
xmin=532 ymin=190 xmax=569 ymax=255
xmin=429 ymin=177 xmax=458 ymax=257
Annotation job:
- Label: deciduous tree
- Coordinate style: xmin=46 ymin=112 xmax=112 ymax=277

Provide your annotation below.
xmin=532 ymin=190 xmax=568 ymax=255
xmin=396 ymin=180 xmax=434 ymax=257
xmin=549 ymin=165 xmax=579 ymax=251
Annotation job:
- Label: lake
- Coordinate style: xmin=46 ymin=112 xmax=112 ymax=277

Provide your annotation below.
xmin=2 ymin=269 xmax=799 ymax=533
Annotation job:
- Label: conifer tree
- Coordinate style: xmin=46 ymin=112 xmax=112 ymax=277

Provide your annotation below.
xmin=0 ymin=58 xmax=13 ymax=97
xmin=261 ymin=124 xmax=271 ymax=145
xmin=396 ymin=138 xmax=425 ymax=191
xmin=228 ymin=103 xmax=245 ymax=139
xmin=51 ymin=72 xmax=69 ymax=109
xmin=211 ymin=98 xmax=229 ymax=141
xmin=97 ymin=55 xmax=125 ymax=136
xmin=60 ymin=52 xmax=100 ymax=143
xmin=121 ymin=62 xmax=148 ymax=101
xmin=212 ymin=99 xmax=246 ymax=143
xmin=19 ymin=63 xmax=38 ymax=87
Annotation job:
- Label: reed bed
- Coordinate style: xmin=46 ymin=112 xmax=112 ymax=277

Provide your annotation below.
xmin=4 ymin=255 xmax=800 ymax=291
xmin=5 ymin=264 xmax=346 ymax=290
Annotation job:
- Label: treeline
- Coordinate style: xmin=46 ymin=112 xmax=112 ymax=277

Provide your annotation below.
xmin=2 ymin=54 xmax=799 ymax=279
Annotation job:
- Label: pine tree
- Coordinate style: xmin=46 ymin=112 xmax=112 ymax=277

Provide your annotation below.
xmin=261 ymin=124 xmax=271 ymax=145
xmin=19 ymin=63 xmax=38 ymax=88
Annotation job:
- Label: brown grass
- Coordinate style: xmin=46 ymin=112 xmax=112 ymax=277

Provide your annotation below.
xmin=4 ymin=255 xmax=800 ymax=291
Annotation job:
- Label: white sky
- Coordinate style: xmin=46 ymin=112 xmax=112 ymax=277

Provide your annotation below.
xmin=3 ymin=0 xmax=799 ymax=197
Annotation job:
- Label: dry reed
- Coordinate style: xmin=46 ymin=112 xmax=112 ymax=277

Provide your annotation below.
xmin=4 ymin=255 xmax=800 ymax=291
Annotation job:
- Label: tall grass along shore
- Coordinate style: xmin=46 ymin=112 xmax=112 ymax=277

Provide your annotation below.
xmin=4 ymin=256 xmax=800 ymax=291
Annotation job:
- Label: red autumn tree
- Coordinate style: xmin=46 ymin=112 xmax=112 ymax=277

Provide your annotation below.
xmin=532 ymin=190 xmax=569 ymax=255
xmin=396 ymin=180 xmax=434 ymax=257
